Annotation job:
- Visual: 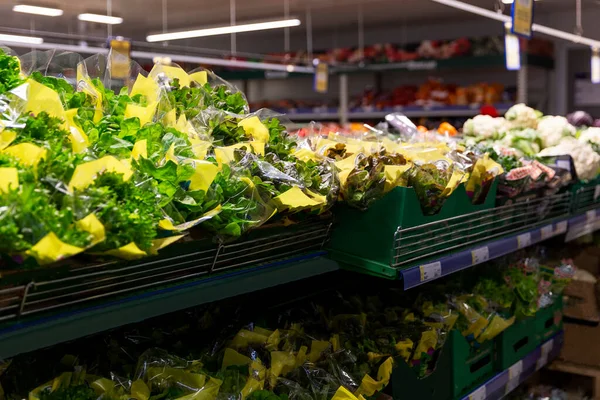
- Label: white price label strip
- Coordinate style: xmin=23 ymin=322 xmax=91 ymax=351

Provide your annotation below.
xmin=541 ymin=225 xmax=554 ymax=240
xmin=471 ymin=247 xmax=489 ymax=265
xmin=587 ymin=210 xmax=596 ymax=222
xmin=517 ymin=233 xmax=531 ymax=249
xmin=469 ymin=385 xmax=486 ymax=400
xmin=419 ymin=261 xmax=442 ymax=282
xmin=536 ymin=339 xmax=554 ymax=370
xmin=555 ymin=221 xmax=568 ymax=234
xmin=508 ymin=360 xmax=523 ymax=380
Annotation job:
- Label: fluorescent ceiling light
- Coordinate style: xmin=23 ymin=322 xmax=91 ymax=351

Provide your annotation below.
xmin=13 ymin=4 xmax=63 ymax=16
xmin=78 ymin=13 xmax=123 ymax=25
xmin=0 ymin=33 xmax=43 ymax=44
xmin=502 ymin=0 xmax=539 ymax=3
xmin=147 ymin=18 xmax=301 ymax=42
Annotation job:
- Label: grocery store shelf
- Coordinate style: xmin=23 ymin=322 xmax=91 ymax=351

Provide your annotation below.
xmin=399 ymin=203 xmax=600 ymax=290
xmin=0 ymin=254 xmax=338 ymax=359
xmin=565 ymin=208 xmax=600 ymax=241
xmin=217 ymin=54 xmax=554 ymax=81
xmin=461 ymin=331 xmax=563 ymax=400
xmin=286 ymin=104 xmax=513 ymax=121
xmin=400 ymin=217 xmax=570 ymax=290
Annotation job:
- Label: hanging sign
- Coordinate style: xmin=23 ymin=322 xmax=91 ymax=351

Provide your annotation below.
xmin=592 ymin=48 xmax=600 ymax=83
xmin=314 ymin=62 xmax=329 ymax=93
xmin=511 ymin=0 xmax=534 ymax=38
xmin=505 ymin=26 xmax=521 ymax=70
xmin=109 ymin=37 xmax=131 ymax=79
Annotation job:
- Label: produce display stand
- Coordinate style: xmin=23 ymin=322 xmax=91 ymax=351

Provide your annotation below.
xmin=0 ymin=254 xmax=338 ymax=359
xmin=285 ymin=104 xmax=514 ymax=121
xmin=459 ymin=332 xmax=563 ymax=400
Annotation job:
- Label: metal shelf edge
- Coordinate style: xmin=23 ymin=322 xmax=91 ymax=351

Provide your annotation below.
xmin=0 ymin=254 xmax=338 ymax=359
xmin=400 ymin=218 xmax=571 ymax=290
xmin=460 ymin=331 xmax=564 ymax=400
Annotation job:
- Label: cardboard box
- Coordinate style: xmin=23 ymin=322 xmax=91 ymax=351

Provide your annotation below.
xmin=564 ymin=278 xmax=600 ymax=323
xmin=561 ymin=322 xmax=600 ymax=367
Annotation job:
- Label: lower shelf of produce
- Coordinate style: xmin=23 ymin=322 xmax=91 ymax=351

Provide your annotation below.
xmin=0 ymin=254 xmax=338 ymax=359
xmin=461 ymin=331 xmax=564 ymax=400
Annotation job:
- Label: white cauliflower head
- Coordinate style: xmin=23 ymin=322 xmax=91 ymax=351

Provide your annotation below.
xmin=536 ymin=115 xmax=576 ymax=148
xmin=579 ymin=127 xmax=600 ymax=147
xmin=538 ymin=137 xmax=600 ymax=180
xmin=504 ymin=103 xmax=541 ymax=130
xmin=462 ymin=115 xmax=507 ymax=139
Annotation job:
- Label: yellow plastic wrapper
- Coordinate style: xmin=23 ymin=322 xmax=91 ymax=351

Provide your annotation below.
xmin=238 ymin=116 xmax=269 ymax=143
xmin=214 ymin=142 xmax=265 ymax=166
xmin=413 ymin=330 xmax=437 ymax=361
xmin=355 ymin=357 xmax=393 ymax=397
xmin=149 ymin=64 xmax=191 ymax=87
xmin=24 ymin=80 xmax=66 ymax=122
xmin=125 ymin=102 xmax=158 ymax=127
xmin=268 ymin=351 xmax=296 ymax=387
xmin=27 ymin=213 xmax=105 ymax=265
xmin=76 ymin=64 xmax=103 ymax=123
xmin=68 ymin=156 xmax=133 ymax=192
xmin=3 ymin=143 xmax=47 ymax=168
xmin=331 ymin=386 xmax=366 ymax=400
xmin=395 ymin=339 xmax=414 ymax=362
xmin=307 ymin=340 xmax=330 ymax=363
xmin=230 ymin=329 xmax=270 ymax=349
xmin=130 ymin=73 xmax=160 ymax=105
xmin=175 ymin=377 xmax=222 ymax=400
xmin=0 ymin=167 xmax=18 ymax=193
xmin=478 ymin=315 xmax=515 ymax=343
xmin=64 ymin=109 xmax=90 ymax=153
xmin=0 ymin=130 xmax=16 ymax=150
xmin=272 ymin=186 xmax=323 ymax=212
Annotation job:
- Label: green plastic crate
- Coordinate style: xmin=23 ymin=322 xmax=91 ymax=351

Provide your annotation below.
xmin=329 ymin=182 xmax=498 ymax=279
xmin=534 ymin=296 xmax=563 ymax=344
xmin=571 ymin=177 xmax=600 ymax=214
xmin=495 ymin=318 xmax=537 ymax=371
xmin=391 ymin=330 xmax=495 ymax=400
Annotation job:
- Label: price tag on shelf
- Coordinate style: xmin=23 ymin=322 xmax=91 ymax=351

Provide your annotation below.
xmin=517 ymin=232 xmax=531 ymax=249
xmin=419 ymin=262 xmax=442 ymax=282
xmin=555 ymin=221 xmax=568 ymax=234
xmin=469 ymin=385 xmax=486 ymax=400
xmin=536 ymin=339 xmax=554 ymax=370
xmin=557 ymin=159 xmax=571 ymax=171
xmin=471 ymin=247 xmax=489 ymax=265
xmin=508 ymin=360 xmax=523 ymax=380
xmin=540 ymin=225 xmax=554 ymax=240
xmin=505 ymin=362 xmax=523 ymax=395
xmin=587 ymin=210 xmax=597 ymax=223
xmin=594 ymin=185 xmax=600 ymax=201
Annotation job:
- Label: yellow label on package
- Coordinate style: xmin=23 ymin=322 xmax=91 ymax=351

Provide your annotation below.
xmin=511 ymin=0 xmax=534 ymax=38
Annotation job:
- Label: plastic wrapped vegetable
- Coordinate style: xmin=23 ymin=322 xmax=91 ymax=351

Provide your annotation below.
xmin=462 ymin=115 xmax=507 ymax=139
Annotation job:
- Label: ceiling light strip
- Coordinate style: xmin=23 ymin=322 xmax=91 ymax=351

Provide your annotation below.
xmin=78 ymin=13 xmax=123 ymax=25
xmin=431 ymin=0 xmax=600 ymax=48
xmin=0 ymin=41 xmax=314 ymax=73
xmin=0 ymin=34 xmax=44 ymax=45
xmin=146 ymin=18 xmax=301 ymax=42
xmin=131 ymin=50 xmax=313 ymax=72
xmin=13 ymin=5 xmax=63 ymax=16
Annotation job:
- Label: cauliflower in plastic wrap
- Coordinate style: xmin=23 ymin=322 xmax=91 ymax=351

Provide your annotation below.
xmin=500 ymin=128 xmax=542 ymax=157
xmin=579 ymin=127 xmax=600 ymax=147
xmin=504 ymin=103 xmax=541 ymax=130
xmin=538 ymin=137 xmax=600 ymax=180
xmin=463 ymin=115 xmax=508 ymax=139
xmin=536 ymin=115 xmax=576 ymax=148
